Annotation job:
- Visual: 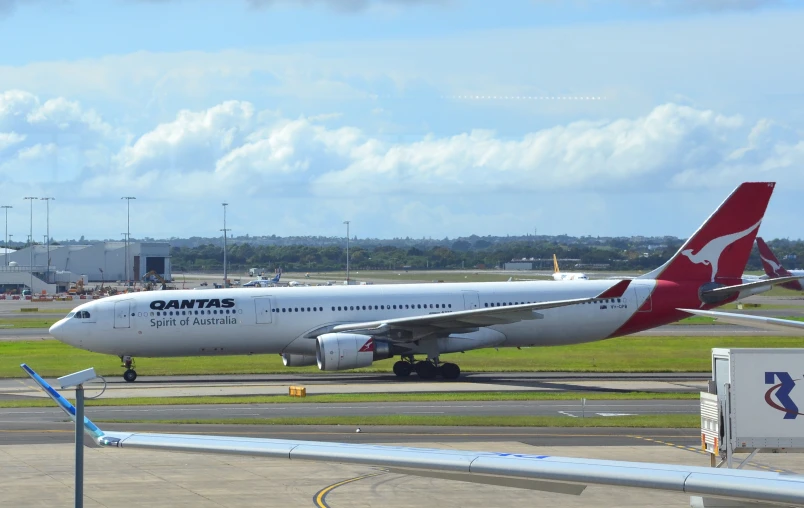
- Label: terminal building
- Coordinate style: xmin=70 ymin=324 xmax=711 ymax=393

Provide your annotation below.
xmin=0 ymin=242 xmax=171 ymax=294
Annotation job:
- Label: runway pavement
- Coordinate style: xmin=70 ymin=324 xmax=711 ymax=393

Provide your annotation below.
xmin=2 ymin=431 xmax=802 ymax=508
xmin=1 ymin=372 xmax=709 ymax=400
xmin=0 ymin=399 xmax=697 ymax=424
xmin=0 ymin=422 xmax=700 ymax=447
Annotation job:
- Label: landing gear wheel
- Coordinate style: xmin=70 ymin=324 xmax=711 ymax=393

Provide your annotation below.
xmin=123 ymin=369 xmax=137 ymax=382
xmin=415 ymin=361 xmax=438 ymax=380
xmin=393 ymin=360 xmax=412 ymax=377
xmin=440 ymin=363 xmax=461 ymax=380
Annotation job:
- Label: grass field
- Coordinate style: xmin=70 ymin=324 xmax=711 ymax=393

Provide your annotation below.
xmin=0 ymin=391 xmax=698 ymax=408
xmin=5 ymin=336 xmax=802 ymax=378
xmin=0 ymin=318 xmax=59 ymax=329
xmin=97 ymin=414 xmax=699 ymax=428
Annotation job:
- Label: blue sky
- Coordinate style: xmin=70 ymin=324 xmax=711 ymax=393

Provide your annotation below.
xmin=0 ymin=0 xmax=802 ymax=241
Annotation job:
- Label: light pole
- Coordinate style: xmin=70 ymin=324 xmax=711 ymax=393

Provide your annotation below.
xmin=23 ymin=197 xmax=37 ymax=294
xmin=343 ymin=220 xmax=350 ymax=284
xmin=121 ymin=197 xmax=135 ymax=285
xmin=1 ymin=205 xmax=11 ymax=267
xmin=221 ymin=203 xmax=229 ymax=288
xmin=40 ymin=197 xmax=54 ymax=283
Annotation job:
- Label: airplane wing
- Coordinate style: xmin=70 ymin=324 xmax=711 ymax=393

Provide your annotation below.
xmin=677 ymin=308 xmax=804 ymax=334
xmin=329 ymin=280 xmax=631 ymax=340
xmin=700 ymin=276 xmax=801 ymax=299
xmin=20 ymin=363 xmax=804 ymax=507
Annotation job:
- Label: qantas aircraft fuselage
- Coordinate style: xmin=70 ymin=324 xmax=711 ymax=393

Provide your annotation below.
xmin=51 ymin=279 xmax=658 ymax=358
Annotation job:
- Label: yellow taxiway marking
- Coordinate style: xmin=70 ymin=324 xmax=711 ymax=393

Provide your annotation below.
xmin=313 ymin=472 xmax=386 ymax=508
xmin=629 ymin=435 xmax=795 ymax=474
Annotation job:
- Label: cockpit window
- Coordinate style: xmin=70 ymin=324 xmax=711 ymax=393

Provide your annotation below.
xmin=73 ymin=311 xmax=90 ymax=319
xmin=67 ymin=312 xmax=76 ymax=318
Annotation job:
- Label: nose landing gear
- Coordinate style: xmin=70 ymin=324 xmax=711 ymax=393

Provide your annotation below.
xmin=120 ymin=356 xmax=137 ymax=382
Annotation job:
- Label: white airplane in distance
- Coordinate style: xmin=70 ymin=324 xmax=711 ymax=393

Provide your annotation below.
xmin=20 ymin=364 xmax=804 ymax=508
xmin=552 ymin=254 xmax=588 ymax=280
xmin=49 ymin=182 xmax=792 ymax=383
xmin=242 ymin=273 xmax=282 ymax=288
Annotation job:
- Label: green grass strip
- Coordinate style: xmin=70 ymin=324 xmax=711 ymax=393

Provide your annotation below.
xmin=0 ymin=391 xmax=699 ymax=408
xmin=0 ymin=318 xmax=59 ymax=329
xmin=96 ymin=414 xmax=699 ymax=428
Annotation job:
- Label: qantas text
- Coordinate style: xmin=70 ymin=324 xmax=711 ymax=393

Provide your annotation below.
xmin=150 ymin=298 xmax=235 ymax=310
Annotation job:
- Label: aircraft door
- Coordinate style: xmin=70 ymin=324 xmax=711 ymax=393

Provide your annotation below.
xmin=633 ymin=285 xmax=653 ymax=312
xmin=255 ymin=297 xmax=273 ymax=324
xmin=114 ymin=300 xmax=132 ymax=329
xmin=462 ymin=291 xmax=481 ymax=310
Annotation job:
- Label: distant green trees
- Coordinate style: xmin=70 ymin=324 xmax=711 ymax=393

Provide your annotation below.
xmin=167 ymin=238 xmax=804 ymax=274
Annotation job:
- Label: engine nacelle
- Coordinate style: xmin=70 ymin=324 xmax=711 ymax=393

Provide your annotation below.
xmin=316 ymin=333 xmax=392 ymax=371
xmin=281 ymin=353 xmax=317 ymax=367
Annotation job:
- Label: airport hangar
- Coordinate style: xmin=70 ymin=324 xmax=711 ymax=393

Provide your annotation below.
xmin=0 ymin=242 xmax=171 ymax=294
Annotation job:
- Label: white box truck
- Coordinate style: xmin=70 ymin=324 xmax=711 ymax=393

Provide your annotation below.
xmin=709 ymin=348 xmax=804 ymax=453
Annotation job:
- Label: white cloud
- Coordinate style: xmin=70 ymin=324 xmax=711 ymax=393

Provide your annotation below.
xmin=1 ymin=90 xmax=802 ymax=239
xmin=0 ymin=131 xmax=24 ymax=151
xmin=0 ymin=90 xmax=122 ymax=183
xmin=64 ymin=97 xmax=801 ymax=211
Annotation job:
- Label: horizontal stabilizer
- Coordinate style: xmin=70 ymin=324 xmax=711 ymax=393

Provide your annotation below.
xmin=700 ymin=276 xmax=801 ymax=299
xmin=677 ymin=309 xmax=804 ymax=334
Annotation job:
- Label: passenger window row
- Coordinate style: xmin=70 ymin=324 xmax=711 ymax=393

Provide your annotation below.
xmin=145 ymin=309 xmax=239 ymax=317
xmin=277 ymin=303 xmax=453 ymax=313
xmin=483 ymin=298 xmax=623 ymax=308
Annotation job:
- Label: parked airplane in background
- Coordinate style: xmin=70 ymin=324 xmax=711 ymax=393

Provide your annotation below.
xmin=49 ymin=183 xmax=790 ymax=382
xmin=755 ymin=237 xmax=804 ymax=291
xmin=243 ymin=273 xmax=282 ymax=287
xmin=552 ymin=254 xmax=588 ymax=280
xmin=21 ymin=363 xmax=804 ymax=508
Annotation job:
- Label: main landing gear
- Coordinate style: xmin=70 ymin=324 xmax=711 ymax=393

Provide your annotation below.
xmin=393 ymin=356 xmax=461 ymax=381
xmin=120 ymin=355 xmax=137 ymax=382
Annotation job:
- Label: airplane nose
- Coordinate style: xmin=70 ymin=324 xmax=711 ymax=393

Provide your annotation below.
xmin=49 ymin=318 xmax=65 ymax=338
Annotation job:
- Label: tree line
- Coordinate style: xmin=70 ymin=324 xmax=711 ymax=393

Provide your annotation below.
xmin=169 ymin=238 xmax=804 ymax=274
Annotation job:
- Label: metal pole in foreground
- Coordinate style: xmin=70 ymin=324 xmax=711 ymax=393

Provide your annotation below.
xmin=57 ymin=367 xmax=96 ymax=508
xmin=75 ymin=383 xmax=84 ymax=508
xmin=343 ymin=220 xmax=350 ymax=284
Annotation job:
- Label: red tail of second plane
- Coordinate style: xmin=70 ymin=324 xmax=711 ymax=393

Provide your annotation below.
xmin=756 ymin=237 xmax=804 ymax=291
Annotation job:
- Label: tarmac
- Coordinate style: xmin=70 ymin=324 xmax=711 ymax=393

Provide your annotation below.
xmin=2 ymin=428 xmax=803 ymax=508
xmin=0 ymin=399 xmax=697 ymax=423
xmin=1 ymin=372 xmax=709 ymax=400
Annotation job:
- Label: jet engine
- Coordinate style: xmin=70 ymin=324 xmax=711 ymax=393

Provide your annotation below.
xmin=315 ymin=333 xmax=393 ymax=371
xmin=281 ymin=353 xmax=317 ymax=367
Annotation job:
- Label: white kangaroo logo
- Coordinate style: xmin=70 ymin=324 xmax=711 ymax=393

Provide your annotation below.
xmin=759 ymin=254 xmax=784 ymax=276
xmin=681 ymin=220 xmax=762 ymax=283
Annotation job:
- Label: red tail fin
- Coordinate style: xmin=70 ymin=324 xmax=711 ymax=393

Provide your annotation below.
xmin=641 ymin=182 xmax=775 ymax=283
xmin=756 ymin=237 xmax=791 ymax=277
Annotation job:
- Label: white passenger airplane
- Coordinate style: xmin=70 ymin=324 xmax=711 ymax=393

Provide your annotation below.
xmin=20 ymin=363 xmax=804 ymax=507
xmin=49 ymin=182 xmax=788 ymax=383
xmin=242 ymin=273 xmax=282 ymax=287
xmin=551 ymin=254 xmax=588 ymax=280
